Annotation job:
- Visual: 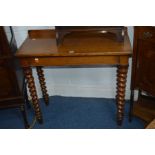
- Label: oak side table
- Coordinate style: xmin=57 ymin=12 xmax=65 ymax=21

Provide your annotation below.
xmin=16 ymin=29 xmax=132 ymax=126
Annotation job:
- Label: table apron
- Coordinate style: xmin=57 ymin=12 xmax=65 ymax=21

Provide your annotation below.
xmin=19 ymin=55 xmax=129 ymax=67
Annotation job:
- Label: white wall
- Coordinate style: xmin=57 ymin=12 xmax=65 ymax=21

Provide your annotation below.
xmin=12 ymin=26 xmax=133 ymax=99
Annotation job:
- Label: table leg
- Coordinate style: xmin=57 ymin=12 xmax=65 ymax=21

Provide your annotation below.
xmin=23 ymin=67 xmax=43 ymax=124
xmin=116 ymin=65 xmax=128 ymax=125
xmin=36 ymin=66 xmax=49 ymax=105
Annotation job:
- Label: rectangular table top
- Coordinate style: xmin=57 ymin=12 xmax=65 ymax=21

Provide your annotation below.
xmin=16 ymin=30 xmax=132 ymax=58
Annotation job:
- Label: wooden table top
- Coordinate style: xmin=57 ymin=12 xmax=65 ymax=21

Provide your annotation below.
xmin=16 ymin=30 xmax=132 ymax=58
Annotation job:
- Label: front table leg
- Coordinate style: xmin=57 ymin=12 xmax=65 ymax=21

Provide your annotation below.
xmin=36 ymin=66 xmax=49 ymax=105
xmin=116 ymin=65 xmax=128 ymax=125
xmin=23 ymin=67 xmax=43 ymax=124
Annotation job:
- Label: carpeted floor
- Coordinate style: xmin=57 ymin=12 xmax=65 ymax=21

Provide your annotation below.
xmin=0 ymin=96 xmax=146 ymax=129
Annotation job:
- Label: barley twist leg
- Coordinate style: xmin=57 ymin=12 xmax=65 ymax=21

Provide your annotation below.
xmin=23 ymin=67 xmax=43 ymax=124
xmin=116 ymin=65 xmax=128 ymax=126
xmin=36 ymin=66 xmax=49 ymax=105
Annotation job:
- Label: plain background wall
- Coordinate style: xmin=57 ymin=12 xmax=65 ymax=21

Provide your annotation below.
xmin=11 ymin=26 xmax=134 ymax=99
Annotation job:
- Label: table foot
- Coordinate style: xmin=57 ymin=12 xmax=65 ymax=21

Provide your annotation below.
xmin=116 ymin=65 xmax=128 ymax=125
xmin=23 ymin=67 xmax=43 ymax=124
xmin=36 ymin=66 xmax=49 ymax=106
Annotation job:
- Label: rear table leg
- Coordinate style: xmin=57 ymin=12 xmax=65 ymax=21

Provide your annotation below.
xmin=36 ymin=66 xmax=49 ymax=105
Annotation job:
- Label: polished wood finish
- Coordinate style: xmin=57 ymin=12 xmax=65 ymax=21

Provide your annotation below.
xmin=0 ymin=26 xmax=29 ymax=128
xmin=116 ymin=65 xmax=128 ymax=125
xmin=36 ymin=66 xmax=49 ymax=105
xmin=28 ymin=30 xmax=56 ymax=39
xmin=146 ymin=118 xmax=155 ymax=129
xmin=55 ymin=26 xmax=125 ymax=45
xmin=17 ymin=30 xmax=131 ymax=57
xmin=133 ymin=94 xmax=155 ymax=123
xmin=130 ymin=27 xmax=155 ymax=123
xmin=23 ymin=67 xmax=43 ymax=123
xmin=0 ymin=27 xmax=10 ymax=56
xmin=16 ymin=28 xmax=132 ymax=126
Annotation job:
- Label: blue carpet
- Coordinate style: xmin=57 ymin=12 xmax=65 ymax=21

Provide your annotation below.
xmin=0 ymin=96 xmax=145 ymax=129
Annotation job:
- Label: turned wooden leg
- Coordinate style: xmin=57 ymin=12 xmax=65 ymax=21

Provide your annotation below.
xmin=116 ymin=65 xmax=128 ymax=125
xmin=36 ymin=66 xmax=49 ymax=105
xmin=23 ymin=67 xmax=43 ymax=124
